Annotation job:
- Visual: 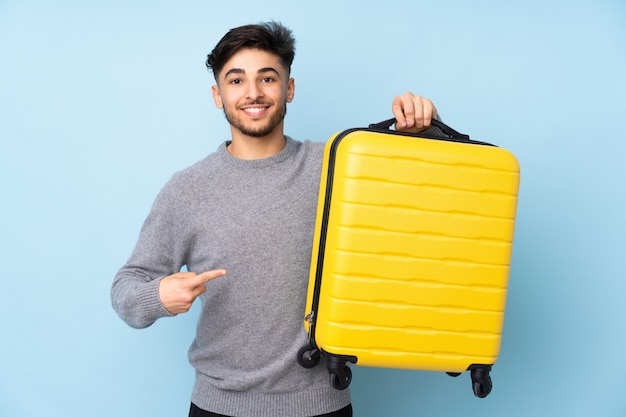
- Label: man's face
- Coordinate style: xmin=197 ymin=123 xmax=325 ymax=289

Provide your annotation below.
xmin=212 ymin=48 xmax=294 ymax=139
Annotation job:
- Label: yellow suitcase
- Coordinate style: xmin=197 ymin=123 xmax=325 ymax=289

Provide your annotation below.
xmin=298 ymin=118 xmax=520 ymax=398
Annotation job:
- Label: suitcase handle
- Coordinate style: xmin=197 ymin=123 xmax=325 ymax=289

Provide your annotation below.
xmin=368 ymin=117 xmax=471 ymax=141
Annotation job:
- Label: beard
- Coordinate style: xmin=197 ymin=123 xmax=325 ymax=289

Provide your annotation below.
xmin=223 ymin=100 xmax=288 ymax=138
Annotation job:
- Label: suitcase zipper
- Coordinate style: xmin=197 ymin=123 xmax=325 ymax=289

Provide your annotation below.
xmin=308 ymin=129 xmax=359 ymax=348
xmin=305 ymin=311 xmax=315 ymax=343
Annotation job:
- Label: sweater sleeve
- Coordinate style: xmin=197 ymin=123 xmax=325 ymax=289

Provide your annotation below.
xmin=111 ymin=176 xmax=189 ymax=329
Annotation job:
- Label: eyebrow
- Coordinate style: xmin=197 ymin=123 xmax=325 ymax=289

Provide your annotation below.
xmin=223 ymin=67 xmax=281 ymax=80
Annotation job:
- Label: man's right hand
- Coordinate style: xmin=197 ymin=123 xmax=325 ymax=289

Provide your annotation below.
xmin=158 ymin=269 xmax=227 ymax=314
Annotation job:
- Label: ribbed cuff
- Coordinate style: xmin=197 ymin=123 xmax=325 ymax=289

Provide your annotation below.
xmin=135 ymin=276 xmax=174 ymax=326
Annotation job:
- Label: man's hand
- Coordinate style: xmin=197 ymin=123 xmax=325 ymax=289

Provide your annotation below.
xmin=392 ymin=91 xmax=438 ymax=133
xmin=158 ymin=269 xmax=227 ymax=314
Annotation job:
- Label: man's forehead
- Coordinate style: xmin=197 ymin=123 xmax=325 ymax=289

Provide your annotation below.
xmin=220 ymin=48 xmax=286 ymax=77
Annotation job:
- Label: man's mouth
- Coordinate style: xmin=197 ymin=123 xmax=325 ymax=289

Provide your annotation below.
xmin=240 ymin=100 xmax=270 ymax=114
xmin=244 ymin=106 xmax=266 ymax=114
xmin=241 ymin=104 xmax=269 ymax=118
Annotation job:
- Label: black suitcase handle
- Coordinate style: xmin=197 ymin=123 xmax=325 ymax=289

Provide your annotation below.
xmin=368 ymin=117 xmax=471 ymax=141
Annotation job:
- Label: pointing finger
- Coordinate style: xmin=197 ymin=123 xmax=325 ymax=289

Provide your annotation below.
xmin=195 ymin=269 xmax=227 ymax=284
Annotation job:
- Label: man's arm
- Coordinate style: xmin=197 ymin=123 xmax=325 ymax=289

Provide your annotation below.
xmin=110 ymin=177 xmax=225 ymax=328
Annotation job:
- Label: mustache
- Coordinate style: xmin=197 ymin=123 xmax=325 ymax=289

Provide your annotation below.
xmin=239 ymin=100 xmax=271 ymax=107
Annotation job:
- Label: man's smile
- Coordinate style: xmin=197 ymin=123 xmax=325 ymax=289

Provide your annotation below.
xmin=240 ymin=104 xmax=270 ymax=118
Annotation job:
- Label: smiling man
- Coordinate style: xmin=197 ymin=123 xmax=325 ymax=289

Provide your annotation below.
xmin=111 ymin=21 xmax=439 ymax=417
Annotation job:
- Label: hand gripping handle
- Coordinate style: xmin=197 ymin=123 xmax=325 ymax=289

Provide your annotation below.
xmin=368 ymin=117 xmax=471 ymax=141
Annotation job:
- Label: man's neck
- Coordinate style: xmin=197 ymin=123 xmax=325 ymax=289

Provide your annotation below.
xmin=227 ymin=129 xmax=287 ymax=160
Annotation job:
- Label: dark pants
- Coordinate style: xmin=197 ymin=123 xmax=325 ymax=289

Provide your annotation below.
xmin=189 ymin=402 xmax=353 ymax=417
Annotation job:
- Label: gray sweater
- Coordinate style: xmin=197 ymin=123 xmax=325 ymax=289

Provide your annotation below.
xmin=111 ymin=137 xmax=351 ymax=416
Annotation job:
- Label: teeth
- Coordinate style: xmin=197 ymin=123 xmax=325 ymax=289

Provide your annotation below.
xmin=245 ymin=107 xmax=264 ymax=114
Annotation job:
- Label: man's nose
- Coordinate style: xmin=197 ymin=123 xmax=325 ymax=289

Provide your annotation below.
xmin=245 ymin=81 xmax=263 ymax=100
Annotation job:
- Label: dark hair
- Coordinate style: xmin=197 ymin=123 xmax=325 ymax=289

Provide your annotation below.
xmin=206 ymin=21 xmax=296 ymax=79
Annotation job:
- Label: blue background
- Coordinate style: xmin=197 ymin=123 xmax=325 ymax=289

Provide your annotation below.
xmin=1 ymin=1 xmax=625 ymax=416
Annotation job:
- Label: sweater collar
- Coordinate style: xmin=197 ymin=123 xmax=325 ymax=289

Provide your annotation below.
xmin=218 ymin=136 xmax=298 ymax=169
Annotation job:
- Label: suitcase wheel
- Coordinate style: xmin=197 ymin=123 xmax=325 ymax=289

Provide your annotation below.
xmin=446 ymin=372 xmax=462 ymax=377
xmin=329 ymin=365 xmax=352 ymax=390
xmin=470 ymin=367 xmax=493 ymax=398
xmin=326 ymin=355 xmax=353 ymax=390
xmin=297 ymin=345 xmax=321 ymax=369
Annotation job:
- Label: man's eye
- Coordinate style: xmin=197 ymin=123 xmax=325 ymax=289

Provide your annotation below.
xmin=229 ymin=79 xmax=241 ymax=85
xmin=262 ymin=77 xmax=274 ymax=83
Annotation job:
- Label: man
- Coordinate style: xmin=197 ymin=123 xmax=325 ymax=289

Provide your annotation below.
xmin=111 ymin=21 xmax=438 ymax=417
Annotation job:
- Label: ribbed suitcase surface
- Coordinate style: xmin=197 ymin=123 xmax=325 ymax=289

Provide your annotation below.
xmin=301 ymin=122 xmax=520 ymax=396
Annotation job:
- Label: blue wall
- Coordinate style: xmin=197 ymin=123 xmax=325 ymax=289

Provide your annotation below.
xmin=1 ymin=1 xmax=625 ymax=416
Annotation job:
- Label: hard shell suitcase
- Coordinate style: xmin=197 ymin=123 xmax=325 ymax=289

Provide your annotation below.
xmin=297 ymin=118 xmax=520 ymax=398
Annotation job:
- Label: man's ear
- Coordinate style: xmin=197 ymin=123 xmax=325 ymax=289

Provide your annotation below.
xmin=286 ymin=77 xmax=295 ymax=103
xmin=211 ymin=85 xmax=223 ymax=109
